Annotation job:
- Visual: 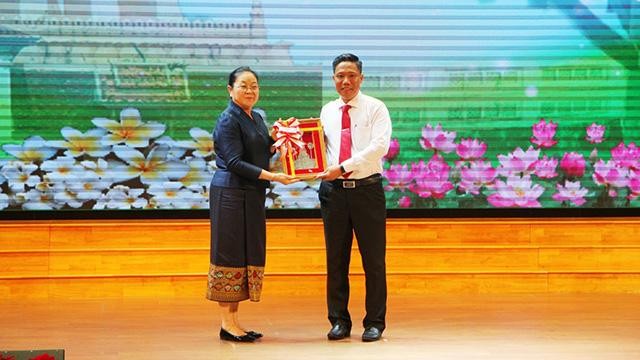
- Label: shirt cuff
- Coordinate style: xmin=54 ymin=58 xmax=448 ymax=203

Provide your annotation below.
xmin=340 ymin=160 xmax=353 ymax=174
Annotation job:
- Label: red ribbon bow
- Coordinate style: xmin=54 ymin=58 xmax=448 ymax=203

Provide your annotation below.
xmin=272 ymin=118 xmax=305 ymax=160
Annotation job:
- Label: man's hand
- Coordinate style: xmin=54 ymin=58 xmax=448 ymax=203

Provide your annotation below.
xmin=315 ymin=165 xmax=342 ymax=181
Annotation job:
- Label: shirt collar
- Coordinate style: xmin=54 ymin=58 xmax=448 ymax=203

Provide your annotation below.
xmin=228 ymin=99 xmax=254 ymax=121
xmin=339 ymin=91 xmax=362 ymax=109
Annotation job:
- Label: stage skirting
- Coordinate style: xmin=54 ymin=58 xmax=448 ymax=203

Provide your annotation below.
xmin=1 ymin=218 xmax=640 ymax=299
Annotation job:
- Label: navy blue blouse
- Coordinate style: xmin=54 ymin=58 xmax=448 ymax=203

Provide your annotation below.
xmin=211 ymin=101 xmax=275 ymax=190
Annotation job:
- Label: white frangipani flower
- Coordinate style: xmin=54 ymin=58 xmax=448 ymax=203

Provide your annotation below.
xmin=180 ymin=157 xmax=212 ymax=191
xmin=271 ymin=181 xmax=320 ymax=208
xmin=111 ymin=145 xmax=189 ymax=184
xmin=92 ymin=108 xmax=166 ymax=148
xmin=1 ymin=161 xmax=40 ymax=192
xmin=48 ymin=127 xmax=111 ymax=158
xmin=0 ymin=192 xmax=9 ymax=210
xmin=18 ymin=188 xmax=62 ymax=210
xmin=155 ymin=136 xmax=187 ymax=161
xmin=187 ymin=187 xmax=209 ymax=209
xmin=145 ymin=196 xmax=159 ymax=209
xmin=2 ymin=136 xmax=57 ymax=162
xmin=154 ymin=136 xmax=174 ymax=147
xmin=41 ymin=157 xmax=83 ymax=182
xmin=67 ymin=172 xmax=110 ymax=201
xmin=175 ymin=128 xmax=215 ymax=158
xmin=80 ymin=159 xmax=111 ymax=181
xmin=147 ymin=181 xmax=194 ymax=208
xmin=105 ymin=185 xmax=147 ymax=209
xmin=35 ymin=175 xmax=57 ymax=193
xmin=53 ymin=186 xmax=84 ymax=208
xmin=0 ymin=160 xmax=6 ymax=185
xmin=93 ymin=193 xmax=109 ymax=210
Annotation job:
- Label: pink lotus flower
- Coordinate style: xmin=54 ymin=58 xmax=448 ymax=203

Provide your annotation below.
xmin=530 ymin=118 xmax=558 ymax=148
xmin=585 ymin=123 xmax=605 ymax=144
xmin=559 ymin=152 xmax=586 ymax=178
xmin=409 ymin=156 xmax=454 ymax=199
xmin=592 ymin=159 xmax=629 ymax=190
xmin=398 ymin=195 xmax=412 ymax=208
xmin=420 ymin=123 xmax=457 ymax=154
xmin=534 ymin=155 xmax=558 ymax=179
xmin=409 ymin=159 xmax=428 ymax=178
xmin=487 ymin=175 xmax=545 ymax=208
xmin=627 ymin=169 xmax=640 ymax=201
xmin=497 ymin=146 xmax=540 ymax=177
xmin=459 ymin=160 xmax=497 ymax=195
xmin=456 ymin=138 xmax=487 ymax=160
xmin=552 ymin=180 xmax=589 ymax=206
xmin=384 ymin=138 xmax=400 ymax=162
xmin=383 ymin=163 xmax=412 ymax=192
xmin=611 ymin=142 xmax=640 ymax=170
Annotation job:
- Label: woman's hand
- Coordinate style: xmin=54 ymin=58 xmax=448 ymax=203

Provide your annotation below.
xmin=271 ymin=172 xmax=300 ymax=185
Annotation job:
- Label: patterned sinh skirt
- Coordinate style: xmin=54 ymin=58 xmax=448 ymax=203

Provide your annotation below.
xmin=207 ymin=186 xmax=266 ymax=302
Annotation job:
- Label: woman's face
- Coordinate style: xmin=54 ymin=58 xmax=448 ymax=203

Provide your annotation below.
xmin=228 ymin=71 xmax=260 ymax=113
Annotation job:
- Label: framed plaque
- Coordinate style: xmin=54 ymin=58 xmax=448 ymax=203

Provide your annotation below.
xmin=280 ymin=118 xmax=327 ymax=179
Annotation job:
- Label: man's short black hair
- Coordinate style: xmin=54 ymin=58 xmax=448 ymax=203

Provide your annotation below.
xmin=332 ymin=53 xmax=362 ymax=73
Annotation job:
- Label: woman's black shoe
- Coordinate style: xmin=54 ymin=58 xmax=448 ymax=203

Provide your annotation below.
xmin=246 ymin=330 xmax=263 ymax=339
xmin=219 ymin=328 xmax=256 ymax=342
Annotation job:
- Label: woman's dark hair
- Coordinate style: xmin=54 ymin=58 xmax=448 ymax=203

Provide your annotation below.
xmin=332 ymin=53 xmax=362 ymax=73
xmin=228 ymin=66 xmax=259 ymax=87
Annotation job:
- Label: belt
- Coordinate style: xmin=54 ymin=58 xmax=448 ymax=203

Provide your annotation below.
xmin=330 ymin=174 xmax=382 ymax=189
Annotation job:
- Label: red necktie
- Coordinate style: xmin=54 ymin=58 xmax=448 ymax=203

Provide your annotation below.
xmin=339 ymin=105 xmax=352 ymax=178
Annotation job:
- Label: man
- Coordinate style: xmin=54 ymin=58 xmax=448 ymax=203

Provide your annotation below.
xmin=316 ymin=53 xmax=392 ymax=342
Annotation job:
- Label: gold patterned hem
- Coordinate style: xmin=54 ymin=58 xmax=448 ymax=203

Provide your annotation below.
xmin=247 ymin=265 xmax=264 ymax=302
xmin=206 ymin=264 xmax=264 ymax=302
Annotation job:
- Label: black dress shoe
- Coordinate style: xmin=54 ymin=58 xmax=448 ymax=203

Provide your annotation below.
xmin=362 ymin=327 xmax=382 ymax=342
xmin=219 ymin=328 xmax=256 ymax=342
xmin=245 ymin=330 xmax=263 ymax=339
xmin=327 ymin=323 xmax=351 ymax=340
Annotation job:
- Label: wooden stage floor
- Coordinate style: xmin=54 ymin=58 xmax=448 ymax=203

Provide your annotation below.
xmin=2 ymin=293 xmax=640 ymax=360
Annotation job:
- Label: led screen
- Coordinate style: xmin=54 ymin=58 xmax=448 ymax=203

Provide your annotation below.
xmin=0 ymin=0 xmax=639 ymax=213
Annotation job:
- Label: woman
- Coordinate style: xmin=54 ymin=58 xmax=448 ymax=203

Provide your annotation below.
xmin=207 ymin=66 xmax=298 ymax=342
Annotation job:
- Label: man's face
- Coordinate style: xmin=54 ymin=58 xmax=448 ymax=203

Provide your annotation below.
xmin=333 ymin=61 xmax=363 ymax=103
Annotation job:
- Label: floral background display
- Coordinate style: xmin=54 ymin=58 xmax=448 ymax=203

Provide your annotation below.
xmin=0 ymin=108 xmax=320 ymax=211
xmin=2 ymin=1 xmax=640 ymax=213
xmin=382 ymin=120 xmax=639 ymax=209
xmin=0 ymin=107 xmax=637 ymax=212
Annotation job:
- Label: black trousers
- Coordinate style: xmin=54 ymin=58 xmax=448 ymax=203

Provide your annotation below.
xmin=319 ymin=178 xmax=387 ymax=331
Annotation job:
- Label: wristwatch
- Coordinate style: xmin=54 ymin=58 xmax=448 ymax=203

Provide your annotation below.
xmin=339 ymin=165 xmax=347 ymax=174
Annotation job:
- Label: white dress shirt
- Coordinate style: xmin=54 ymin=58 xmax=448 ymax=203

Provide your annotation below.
xmin=320 ymin=91 xmax=392 ymax=179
